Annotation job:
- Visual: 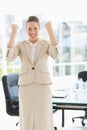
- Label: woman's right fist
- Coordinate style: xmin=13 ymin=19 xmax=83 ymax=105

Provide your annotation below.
xmin=11 ymin=24 xmax=19 ymax=34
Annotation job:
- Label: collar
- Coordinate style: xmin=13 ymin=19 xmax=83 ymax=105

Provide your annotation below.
xmin=26 ymin=39 xmax=41 ymax=47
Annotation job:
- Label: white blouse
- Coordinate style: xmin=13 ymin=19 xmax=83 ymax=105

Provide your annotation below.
xmin=29 ymin=41 xmax=38 ymax=62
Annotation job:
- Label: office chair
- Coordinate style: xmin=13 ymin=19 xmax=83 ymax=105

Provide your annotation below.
xmin=2 ymin=73 xmax=19 ymax=126
xmin=72 ymin=71 xmax=87 ymax=126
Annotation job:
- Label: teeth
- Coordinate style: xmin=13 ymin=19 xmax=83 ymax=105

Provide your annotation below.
xmin=31 ymin=35 xmax=35 ymax=37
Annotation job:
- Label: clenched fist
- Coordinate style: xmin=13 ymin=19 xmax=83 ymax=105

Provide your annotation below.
xmin=45 ymin=21 xmax=52 ymax=30
xmin=11 ymin=24 xmax=19 ymax=34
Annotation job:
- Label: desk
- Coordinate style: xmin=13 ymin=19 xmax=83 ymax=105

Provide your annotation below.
xmin=52 ymin=88 xmax=87 ymax=127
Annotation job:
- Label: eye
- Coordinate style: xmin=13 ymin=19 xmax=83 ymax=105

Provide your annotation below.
xmin=34 ymin=27 xmax=38 ymax=30
xmin=28 ymin=28 xmax=32 ymax=31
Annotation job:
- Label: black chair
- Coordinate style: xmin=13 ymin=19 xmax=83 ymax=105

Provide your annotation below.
xmin=72 ymin=71 xmax=87 ymax=126
xmin=2 ymin=73 xmax=19 ymax=126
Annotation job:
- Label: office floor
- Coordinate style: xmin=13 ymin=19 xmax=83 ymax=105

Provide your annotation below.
xmin=0 ymin=80 xmax=87 ymax=130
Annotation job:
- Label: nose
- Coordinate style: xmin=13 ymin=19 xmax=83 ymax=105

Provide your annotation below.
xmin=31 ymin=29 xmax=35 ymax=34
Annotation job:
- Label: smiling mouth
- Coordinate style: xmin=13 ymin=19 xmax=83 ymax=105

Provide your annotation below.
xmin=31 ymin=34 xmax=36 ymax=37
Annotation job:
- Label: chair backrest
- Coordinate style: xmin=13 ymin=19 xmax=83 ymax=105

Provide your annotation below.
xmin=78 ymin=71 xmax=87 ymax=82
xmin=2 ymin=73 xmax=19 ymax=116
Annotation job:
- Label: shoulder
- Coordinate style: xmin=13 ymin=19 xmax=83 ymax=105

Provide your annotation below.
xmin=40 ymin=39 xmax=50 ymax=46
xmin=17 ymin=40 xmax=26 ymax=46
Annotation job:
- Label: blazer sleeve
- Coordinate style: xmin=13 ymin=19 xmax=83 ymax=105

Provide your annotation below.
xmin=47 ymin=43 xmax=59 ymax=59
xmin=6 ymin=43 xmax=20 ymax=61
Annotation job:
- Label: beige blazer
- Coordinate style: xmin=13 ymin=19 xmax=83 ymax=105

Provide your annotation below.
xmin=6 ymin=39 xmax=58 ymax=86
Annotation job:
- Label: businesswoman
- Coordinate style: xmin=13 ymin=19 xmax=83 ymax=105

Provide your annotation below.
xmin=6 ymin=16 xmax=58 ymax=130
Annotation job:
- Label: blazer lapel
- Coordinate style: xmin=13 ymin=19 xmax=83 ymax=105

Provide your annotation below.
xmin=24 ymin=40 xmax=33 ymax=65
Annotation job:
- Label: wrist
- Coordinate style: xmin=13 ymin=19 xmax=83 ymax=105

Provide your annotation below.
xmin=11 ymin=30 xmax=17 ymax=35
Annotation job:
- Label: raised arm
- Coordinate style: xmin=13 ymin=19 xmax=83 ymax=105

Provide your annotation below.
xmin=7 ymin=24 xmax=18 ymax=48
xmin=45 ymin=22 xmax=57 ymax=46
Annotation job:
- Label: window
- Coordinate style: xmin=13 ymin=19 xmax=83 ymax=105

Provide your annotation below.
xmin=52 ymin=21 xmax=87 ymax=76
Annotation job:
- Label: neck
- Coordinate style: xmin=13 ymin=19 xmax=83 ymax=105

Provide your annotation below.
xmin=29 ymin=38 xmax=39 ymax=44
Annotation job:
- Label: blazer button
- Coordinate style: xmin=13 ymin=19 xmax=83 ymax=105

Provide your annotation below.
xmin=32 ymin=67 xmax=35 ymax=70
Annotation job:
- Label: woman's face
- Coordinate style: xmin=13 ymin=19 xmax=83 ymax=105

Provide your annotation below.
xmin=26 ymin=21 xmax=40 ymax=43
